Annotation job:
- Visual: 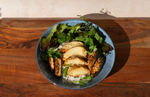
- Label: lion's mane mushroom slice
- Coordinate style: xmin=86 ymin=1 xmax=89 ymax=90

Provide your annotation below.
xmin=49 ymin=57 xmax=54 ymax=71
xmin=67 ymin=66 xmax=90 ymax=77
xmin=55 ymin=58 xmax=62 ymax=77
xmin=63 ymin=47 xmax=87 ymax=61
xmin=91 ymin=57 xmax=103 ymax=76
xmin=87 ymin=51 xmax=97 ymax=71
xmin=60 ymin=41 xmax=84 ymax=53
xmin=64 ymin=56 xmax=88 ymax=67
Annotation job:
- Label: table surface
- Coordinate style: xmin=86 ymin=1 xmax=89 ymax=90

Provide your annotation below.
xmin=0 ymin=19 xmax=150 ymax=97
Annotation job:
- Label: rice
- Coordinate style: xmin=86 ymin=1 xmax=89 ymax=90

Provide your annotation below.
xmin=62 ymin=74 xmax=86 ymax=84
xmin=62 ymin=66 xmax=89 ymax=84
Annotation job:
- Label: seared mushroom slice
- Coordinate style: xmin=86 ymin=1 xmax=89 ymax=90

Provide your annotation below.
xmin=49 ymin=57 xmax=54 ymax=71
xmin=55 ymin=58 xmax=62 ymax=77
xmin=64 ymin=56 xmax=88 ymax=67
xmin=63 ymin=47 xmax=87 ymax=61
xmin=67 ymin=66 xmax=90 ymax=77
xmin=91 ymin=57 xmax=103 ymax=76
xmin=87 ymin=51 xmax=97 ymax=71
xmin=60 ymin=41 xmax=84 ymax=53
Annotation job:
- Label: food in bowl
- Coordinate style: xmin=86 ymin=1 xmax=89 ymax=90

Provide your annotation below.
xmin=39 ymin=18 xmax=113 ymax=85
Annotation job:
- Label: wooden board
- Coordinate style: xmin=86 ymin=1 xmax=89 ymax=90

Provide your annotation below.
xmin=0 ymin=19 xmax=150 ymax=97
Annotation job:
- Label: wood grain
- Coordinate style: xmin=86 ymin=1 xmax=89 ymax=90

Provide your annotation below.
xmin=0 ymin=83 xmax=150 ymax=97
xmin=0 ymin=19 xmax=150 ymax=97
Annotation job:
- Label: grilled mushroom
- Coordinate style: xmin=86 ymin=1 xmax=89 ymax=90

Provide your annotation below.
xmin=64 ymin=56 xmax=88 ymax=67
xmin=55 ymin=58 xmax=62 ymax=77
xmin=87 ymin=51 xmax=97 ymax=71
xmin=60 ymin=41 xmax=84 ymax=53
xmin=63 ymin=46 xmax=87 ymax=61
xmin=67 ymin=66 xmax=90 ymax=77
xmin=91 ymin=57 xmax=103 ymax=76
xmin=49 ymin=57 xmax=54 ymax=71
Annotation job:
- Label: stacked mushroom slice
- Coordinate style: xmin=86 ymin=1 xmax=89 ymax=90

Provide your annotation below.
xmin=49 ymin=41 xmax=104 ymax=78
xmin=61 ymin=41 xmax=90 ymax=77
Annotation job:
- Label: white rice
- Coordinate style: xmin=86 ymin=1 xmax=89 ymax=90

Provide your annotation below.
xmin=62 ymin=74 xmax=86 ymax=84
xmin=62 ymin=66 xmax=89 ymax=84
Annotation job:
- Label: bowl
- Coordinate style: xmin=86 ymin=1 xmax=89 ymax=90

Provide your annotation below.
xmin=36 ymin=19 xmax=115 ymax=89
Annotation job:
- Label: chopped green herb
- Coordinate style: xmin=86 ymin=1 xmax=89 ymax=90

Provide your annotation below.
xmin=57 ymin=32 xmax=66 ymax=44
xmin=84 ymin=37 xmax=94 ymax=47
xmin=74 ymin=36 xmax=85 ymax=42
xmin=88 ymin=27 xmax=96 ymax=37
xmin=68 ymin=74 xmax=93 ymax=85
xmin=79 ymin=81 xmax=84 ymax=85
xmin=66 ymin=35 xmax=72 ymax=42
xmin=63 ymin=67 xmax=69 ymax=77
xmin=79 ymin=74 xmax=93 ymax=85
xmin=58 ymin=24 xmax=68 ymax=33
xmin=40 ymin=51 xmax=49 ymax=61
xmin=68 ymin=80 xmax=79 ymax=84
xmin=82 ymin=76 xmax=88 ymax=79
xmin=88 ymin=74 xmax=93 ymax=81
xmin=68 ymin=24 xmax=80 ymax=33
xmin=46 ymin=48 xmax=61 ymax=59
xmin=77 ymin=15 xmax=89 ymax=27
xmin=94 ymin=33 xmax=103 ymax=44
xmin=63 ymin=64 xmax=72 ymax=77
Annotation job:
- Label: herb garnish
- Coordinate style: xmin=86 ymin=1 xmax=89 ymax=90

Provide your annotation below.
xmin=68 ymin=74 xmax=93 ymax=85
xmin=63 ymin=64 xmax=72 ymax=77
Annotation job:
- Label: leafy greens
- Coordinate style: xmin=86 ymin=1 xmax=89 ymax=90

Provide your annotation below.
xmin=40 ymin=25 xmax=58 ymax=51
xmin=40 ymin=17 xmax=110 ymax=59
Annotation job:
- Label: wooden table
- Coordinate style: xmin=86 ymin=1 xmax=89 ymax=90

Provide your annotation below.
xmin=0 ymin=19 xmax=150 ymax=97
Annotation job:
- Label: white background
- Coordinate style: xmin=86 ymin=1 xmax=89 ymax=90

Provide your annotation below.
xmin=0 ymin=0 xmax=150 ymax=19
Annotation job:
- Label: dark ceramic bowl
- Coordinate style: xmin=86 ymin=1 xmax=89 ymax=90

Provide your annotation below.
xmin=36 ymin=19 xmax=115 ymax=90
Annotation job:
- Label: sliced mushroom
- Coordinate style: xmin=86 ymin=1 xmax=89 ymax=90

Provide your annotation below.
xmin=87 ymin=51 xmax=97 ymax=71
xmin=60 ymin=41 xmax=84 ymax=53
xmin=67 ymin=66 xmax=90 ymax=77
xmin=55 ymin=58 xmax=62 ymax=77
xmin=64 ymin=56 xmax=88 ymax=67
xmin=63 ymin=46 xmax=87 ymax=61
xmin=49 ymin=57 xmax=54 ymax=71
xmin=91 ymin=57 xmax=103 ymax=76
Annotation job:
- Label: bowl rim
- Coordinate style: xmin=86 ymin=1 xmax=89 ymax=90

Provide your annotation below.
xmin=36 ymin=19 xmax=115 ymax=90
